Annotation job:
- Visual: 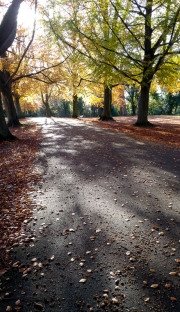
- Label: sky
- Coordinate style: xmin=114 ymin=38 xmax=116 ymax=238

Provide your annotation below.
xmin=17 ymin=1 xmax=36 ymax=28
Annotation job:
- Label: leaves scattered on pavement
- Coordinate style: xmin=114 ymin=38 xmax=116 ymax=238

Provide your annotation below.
xmin=0 ymin=120 xmax=41 ymax=273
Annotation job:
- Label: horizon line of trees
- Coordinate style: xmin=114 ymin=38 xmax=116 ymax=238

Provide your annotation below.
xmin=12 ymin=89 xmax=180 ymax=118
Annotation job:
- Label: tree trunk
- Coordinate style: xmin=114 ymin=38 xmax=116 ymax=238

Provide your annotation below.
xmin=100 ymin=85 xmax=113 ymax=120
xmin=41 ymin=93 xmax=51 ymax=117
xmin=72 ymin=93 xmax=78 ymax=118
xmin=44 ymin=102 xmax=51 ymax=117
xmin=0 ymin=0 xmax=24 ymax=57
xmin=131 ymin=87 xmax=137 ymax=116
xmin=0 ymin=93 xmax=16 ymax=141
xmin=135 ymin=83 xmax=153 ymax=126
xmin=0 ymin=70 xmax=20 ymax=127
xmin=14 ymin=94 xmax=24 ymax=118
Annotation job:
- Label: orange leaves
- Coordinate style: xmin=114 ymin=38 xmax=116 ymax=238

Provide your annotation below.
xmin=0 ymin=120 xmax=42 ymax=272
xmin=84 ymin=116 xmax=180 ymax=148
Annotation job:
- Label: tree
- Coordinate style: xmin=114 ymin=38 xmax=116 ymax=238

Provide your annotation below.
xmin=0 ymin=69 xmax=21 ymax=126
xmin=43 ymin=0 xmax=180 ymax=126
xmin=40 ymin=0 xmax=121 ymax=120
xmin=0 ymin=0 xmax=24 ymax=57
xmin=164 ymin=92 xmax=180 ymax=114
xmin=0 ymin=0 xmax=24 ymax=140
xmin=125 ymin=85 xmax=139 ymax=116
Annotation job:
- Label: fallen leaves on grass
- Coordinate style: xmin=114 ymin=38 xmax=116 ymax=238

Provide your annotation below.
xmin=0 ymin=120 xmax=42 ymax=272
xmin=82 ymin=116 xmax=180 ymax=148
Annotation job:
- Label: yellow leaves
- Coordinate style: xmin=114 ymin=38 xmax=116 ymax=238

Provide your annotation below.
xmin=112 ymin=85 xmax=125 ymax=108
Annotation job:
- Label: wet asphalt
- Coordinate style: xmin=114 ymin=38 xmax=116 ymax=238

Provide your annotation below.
xmin=0 ymin=117 xmax=180 ymax=312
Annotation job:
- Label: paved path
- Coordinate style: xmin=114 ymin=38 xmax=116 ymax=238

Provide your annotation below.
xmin=1 ymin=118 xmax=180 ymax=312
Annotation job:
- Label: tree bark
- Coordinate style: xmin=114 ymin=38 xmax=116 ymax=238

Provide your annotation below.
xmin=0 ymin=93 xmax=16 ymax=141
xmin=135 ymin=82 xmax=153 ymax=126
xmin=13 ymin=94 xmax=24 ymax=118
xmin=41 ymin=93 xmax=51 ymax=117
xmin=135 ymin=1 xmax=154 ymax=126
xmin=72 ymin=93 xmax=78 ymax=118
xmin=100 ymin=85 xmax=113 ymax=120
xmin=0 ymin=71 xmax=20 ymax=127
xmin=44 ymin=101 xmax=51 ymax=117
xmin=0 ymin=0 xmax=24 ymax=57
xmin=131 ymin=87 xmax=137 ymax=116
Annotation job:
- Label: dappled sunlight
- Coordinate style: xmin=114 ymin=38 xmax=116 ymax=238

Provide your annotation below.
xmin=1 ymin=118 xmax=179 ymax=312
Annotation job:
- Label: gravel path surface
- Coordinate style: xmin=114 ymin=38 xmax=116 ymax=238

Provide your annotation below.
xmin=1 ymin=117 xmax=180 ymax=312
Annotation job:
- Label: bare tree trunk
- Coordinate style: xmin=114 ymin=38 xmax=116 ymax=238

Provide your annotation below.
xmin=0 ymin=70 xmax=20 ymax=126
xmin=72 ymin=93 xmax=78 ymax=118
xmin=135 ymin=1 xmax=154 ymax=126
xmin=135 ymin=82 xmax=153 ymax=126
xmin=0 ymin=93 xmax=16 ymax=141
xmin=41 ymin=93 xmax=51 ymax=117
xmin=44 ymin=101 xmax=51 ymax=117
xmin=100 ymin=85 xmax=113 ymax=120
xmin=0 ymin=0 xmax=24 ymax=57
xmin=14 ymin=94 xmax=24 ymax=118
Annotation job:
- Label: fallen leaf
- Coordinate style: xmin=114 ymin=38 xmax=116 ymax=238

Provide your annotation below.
xmin=143 ymin=281 xmax=148 ymax=285
xmin=90 ymin=236 xmax=96 ymax=240
xmin=170 ymin=297 xmax=177 ymax=301
xmin=169 ymin=272 xmax=176 ymax=276
xmin=150 ymin=284 xmax=159 ymax=288
xmin=0 ymin=269 xmax=7 ymax=277
xmin=15 ymin=300 xmax=21 ymax=306
xmin=79 ymin=279 xmax=87 ymax=283
xmin=115 ymin=286 xmax=120 ymax=290
xmin=111 ymin=297 xmax=118 ymax=304
xmin=152 ymin=226 xmax=159 ymax=230
xmin=175 ymin=259 xmax=180 ymax=263
xmin=34 ymin=302 xmax=44 ymax=309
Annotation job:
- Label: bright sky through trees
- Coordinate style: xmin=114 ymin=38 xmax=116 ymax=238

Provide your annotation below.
xmin=17 ymin=1 xmax=35 ymax=27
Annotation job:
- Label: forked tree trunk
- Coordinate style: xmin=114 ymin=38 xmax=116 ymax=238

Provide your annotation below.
xmin=0 ymin=71 xmax=20 ymax=127
xmin=41 ymin=93 xmax=51 ymax=117
xmin=72 ymin=93 xmax=78 ymax=118
xmin=0 ymin=93 xmax=16 ymax=141
xmin=100 ymin=85 xmax=113 ymax=120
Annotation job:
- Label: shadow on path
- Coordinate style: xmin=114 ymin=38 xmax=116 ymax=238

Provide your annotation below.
xmin=1 ymin=117 xmax=180 ymax=312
